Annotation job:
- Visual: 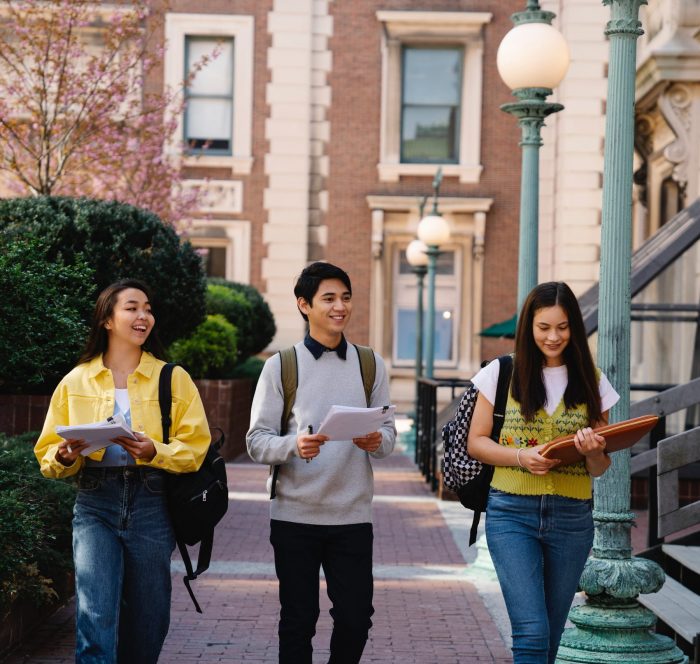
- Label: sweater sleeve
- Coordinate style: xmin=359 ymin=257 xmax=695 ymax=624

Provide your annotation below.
xmin=246 ymin=354 xmax=299 ymax=465
xmin=368 ymin=352 xmax=396 ymax=459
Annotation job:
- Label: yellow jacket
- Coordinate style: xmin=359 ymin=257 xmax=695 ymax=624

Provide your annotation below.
xmin=34 ymin=353 xmax=210 ymax=479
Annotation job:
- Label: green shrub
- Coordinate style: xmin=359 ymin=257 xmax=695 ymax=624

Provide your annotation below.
xmin=230 ymin=356 xmax=265 ymax=383
xmin=0 ymin=433 xmax=75 ymax=616
xmin=205 ymin=284 xmax=252 ymax=364
xmin=168 ymin=315 xmax=238 ymax=379
xmin=0 ymin=236 xmax=94 ymax=393
xmin=207 ymin=278 xmax=276 ymax=360
xmin=0 ymin=196 xmax=206 ymax=353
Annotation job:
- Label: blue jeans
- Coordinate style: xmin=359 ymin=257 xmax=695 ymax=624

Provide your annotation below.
xmin=485 ymin=489 xmax=594 ymax=664
xmin=72 ymin=467 xmax=175 ymax=664
xmin=270 ymin=520 xmax=374 ymax=664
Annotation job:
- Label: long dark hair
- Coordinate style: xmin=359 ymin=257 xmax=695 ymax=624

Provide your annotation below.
xmin=512 ymin=281 xmax=601 ymax=423
xmin=78 ymin=279 xmax=166 ymax=364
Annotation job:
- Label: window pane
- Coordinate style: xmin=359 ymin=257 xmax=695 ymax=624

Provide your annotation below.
xmin=186 ymin=98 xmax=232 ymax=149
xmin=187 ymin=39 xmax=233 ymax=96
xmin=403 ymin=48 xmax=462 ymax=106
xmin=402 ymin=106 xmax=458 ymax=163
xmin=396 ymin=307 xmax=454 ymax=361
xmin=198 ymin=246 xmax=227 ymax=278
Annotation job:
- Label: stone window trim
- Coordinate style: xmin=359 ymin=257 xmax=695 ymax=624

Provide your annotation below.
xmin=188 ymin=219 xmax=251 ymax=283
xmin=376 ymin=11 xmax=492 ymax=184
xmin=164 ymin=13 xmax=254 ymax=175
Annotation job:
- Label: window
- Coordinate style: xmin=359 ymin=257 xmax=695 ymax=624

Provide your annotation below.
xmin=197 ymin=246 xmax=228 ymax=277
xmin=376 ymin=11 xmax=491 ymax=183
xmin=393 ymin=247 xmax=460 ymax=367
xmin=401 ymin=47 xmax=462 ymax=164
xmin=185 ymin=37 xmax=234 ymax=154
xmin=164 ymin=14 xmax=254 ymax=174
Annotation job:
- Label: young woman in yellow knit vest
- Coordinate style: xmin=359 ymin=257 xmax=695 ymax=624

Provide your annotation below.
xmin=468 ymin=282 xmax=619 ymax=664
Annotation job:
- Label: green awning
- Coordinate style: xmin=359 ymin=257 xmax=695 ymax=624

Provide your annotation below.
xmin=479 ymin=314 xmax=517 ymax=338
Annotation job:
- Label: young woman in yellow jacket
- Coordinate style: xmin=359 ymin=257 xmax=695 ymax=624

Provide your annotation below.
xmin=35 ymin=279 xmax=210 ymax=664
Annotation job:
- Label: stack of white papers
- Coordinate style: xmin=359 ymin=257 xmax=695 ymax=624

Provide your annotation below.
xmin=56 ymin=413 xmax=137 ymax=456
xmin=317 ymin=405 xmax=396 ymax=440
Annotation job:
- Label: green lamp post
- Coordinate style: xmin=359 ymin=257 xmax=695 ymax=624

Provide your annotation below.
xmin=497 ymin=1 xmax=569 ymax=310
xmin=556 ymin=1 xmax=686 ymax=662
xmin=417 ymin=169 xmax=450 ymax=379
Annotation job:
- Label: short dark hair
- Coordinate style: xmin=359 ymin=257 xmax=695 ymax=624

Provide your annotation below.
xmin=293 ymin=262 xmax=352 ymax=321
xmin=78 ymin=278 xmax=166 ymax=364
xmin=512 ymin=281 xmax=602 ymax=423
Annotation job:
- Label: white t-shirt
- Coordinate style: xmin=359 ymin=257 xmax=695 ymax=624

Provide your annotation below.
xmin=471 ymin=360 xmax=620 ymax=417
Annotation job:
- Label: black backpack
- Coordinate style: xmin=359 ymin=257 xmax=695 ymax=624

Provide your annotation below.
xmin=159 ymin=363 xmax=229 ymax=613
xmin=441 ymin=355 xmax=513 ymax=546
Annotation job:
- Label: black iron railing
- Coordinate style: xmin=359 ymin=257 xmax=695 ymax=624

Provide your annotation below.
xmin=415 ymin=376 xmax=470 ymax=491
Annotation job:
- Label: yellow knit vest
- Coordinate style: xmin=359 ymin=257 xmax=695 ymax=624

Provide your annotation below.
xmin=491 ymin=390 xmax=593 ymax=499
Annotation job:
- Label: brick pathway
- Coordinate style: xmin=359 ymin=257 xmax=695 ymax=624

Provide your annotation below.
xmin=3 ymin=450 xmax=512 ymax=663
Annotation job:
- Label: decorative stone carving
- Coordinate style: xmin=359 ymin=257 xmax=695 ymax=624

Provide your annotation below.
xmin=659 ymin=83 xmax=692 ymax=188
xmin=184 ymin=179 xmax=243 ymax=215
xmin=579 ymin=556 xmax=666 ymax=598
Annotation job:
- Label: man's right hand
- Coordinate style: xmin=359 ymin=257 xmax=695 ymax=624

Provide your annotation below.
xmin=296 ymin=433 xmax=329 ymax=460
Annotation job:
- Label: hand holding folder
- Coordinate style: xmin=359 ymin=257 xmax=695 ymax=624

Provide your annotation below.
xmin=539 ymin=414 xmax=658 ymax=465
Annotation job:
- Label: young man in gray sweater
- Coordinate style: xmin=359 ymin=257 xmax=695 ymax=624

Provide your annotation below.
xmin=247 ymin=262 xmax=396 ymax=664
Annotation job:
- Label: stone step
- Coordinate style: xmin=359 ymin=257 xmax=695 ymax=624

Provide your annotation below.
xmin=638 ymin=575 xmax=700 ymax=647
xmin=663 ymin=544 xmax=700 ymax=576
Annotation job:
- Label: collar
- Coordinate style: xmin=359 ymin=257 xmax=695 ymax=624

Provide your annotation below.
xmin=87 ymin=352 xmax=158 ymax=379
xmin=304 ymin=333 xmax=348 ymax=360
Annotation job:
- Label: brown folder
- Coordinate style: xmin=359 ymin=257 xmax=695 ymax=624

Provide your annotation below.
xmin=539 ymin=414 xmax=659 ymax=465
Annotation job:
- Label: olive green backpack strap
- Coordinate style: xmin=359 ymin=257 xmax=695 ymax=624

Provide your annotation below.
xmin=353 ymin=344 xmax=376 ymax=407
xmin=270 ymin=347 xmax=298 ymax=499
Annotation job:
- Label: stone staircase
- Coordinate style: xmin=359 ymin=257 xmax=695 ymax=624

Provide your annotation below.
xmin=638 ymin=541 xmax=700 ymax=663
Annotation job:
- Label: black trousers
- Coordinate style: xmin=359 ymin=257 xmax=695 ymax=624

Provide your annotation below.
xmin=270 ymin=519 xmax=374 ymax=664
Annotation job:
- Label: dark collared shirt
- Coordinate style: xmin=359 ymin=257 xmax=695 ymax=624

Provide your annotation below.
xmin=304 ymin=332 xmax=348 ymax=360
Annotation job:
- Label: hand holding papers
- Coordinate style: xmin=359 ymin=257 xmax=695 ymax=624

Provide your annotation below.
xmin=317 ymin=405 xmax=396 ymax=441
xmin=56 ymin=413 xmax=137 ymax=456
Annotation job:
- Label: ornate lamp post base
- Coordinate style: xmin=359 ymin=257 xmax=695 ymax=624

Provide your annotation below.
xmin=557 ymin=599 xmax=686 ymax=663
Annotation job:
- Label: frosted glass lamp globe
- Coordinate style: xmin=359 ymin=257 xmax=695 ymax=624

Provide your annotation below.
xmin=417 ymin=214 xmax=450 ymax=247
xmin=497 ymin=22 xmax=570 ymax=90
xmin=406 ymin=239 xmax=429 ymax=267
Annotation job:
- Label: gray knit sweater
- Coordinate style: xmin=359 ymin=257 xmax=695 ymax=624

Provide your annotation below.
xmin=246 ymin=341 xmax=396 ymax=525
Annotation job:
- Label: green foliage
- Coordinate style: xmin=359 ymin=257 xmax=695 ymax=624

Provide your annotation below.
xmin=168 ymin=315 xmax=238 ymax=379
xmin=207 ymin=278 xmax=276 ymax=361
xmin=0 ymin=433 xmax=75 ymax=615
xmin=205 ymin=284 xmax=252 ymax=363
xmin=0 ymin=236 xmax=94 ymax=393
xmin=230 ymin=356 xmax=265 ymax=383
xmin=0 ymin=196 xmax=207 ymax=352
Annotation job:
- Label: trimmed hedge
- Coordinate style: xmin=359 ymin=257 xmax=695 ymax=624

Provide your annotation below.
xmin=168 ymin=314 xmax=239 ymax=379
xmin=0 ymin=236 xmax=94 ymax=393
xmin=207 ymin=278 xmax=276 ymax=361
xmin=0 ymin=433 xmax=75 ymax=617
xmin=0 ymin=196 xmax=206 ymax=351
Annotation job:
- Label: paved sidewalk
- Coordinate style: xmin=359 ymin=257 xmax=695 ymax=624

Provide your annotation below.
xmin=3 ymin=449 xmax=512 ymax=663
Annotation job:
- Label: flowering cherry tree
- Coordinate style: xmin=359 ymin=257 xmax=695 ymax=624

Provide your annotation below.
xmin=0 ymin=0 xmax=207 ymax=227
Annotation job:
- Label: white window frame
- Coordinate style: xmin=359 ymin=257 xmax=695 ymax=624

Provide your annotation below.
xmin=164 ymin=13 xmax=254 ymax=174
xmin=392 ymin=244 xmax=462 ymax=369
xmin=188 ymin=220 xmax=251 ymax=283
xmin=376 ymin=11 xmax=491 ymax=183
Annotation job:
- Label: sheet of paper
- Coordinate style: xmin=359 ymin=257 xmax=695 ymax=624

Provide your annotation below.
xmin=56 ymin=413 xmax=136 ymax=456
xmin=316 ymin=404 xmax=396 ymax=441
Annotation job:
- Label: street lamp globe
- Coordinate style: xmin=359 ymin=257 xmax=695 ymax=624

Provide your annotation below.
xmin=497 ymin=22 xmax=570 ymax=90
xmin=417 ymin=214 xmax=450 ymax=247
xmin=406 ymin=239 xmax=429 ymax=267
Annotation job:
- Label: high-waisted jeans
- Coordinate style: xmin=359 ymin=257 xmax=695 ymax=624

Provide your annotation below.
xmin=485 ymin=488 xmax=594 ymax=664
xmin=72 ymin=467 xmax=175 ymax=664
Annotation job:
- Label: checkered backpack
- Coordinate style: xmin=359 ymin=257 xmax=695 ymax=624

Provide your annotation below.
xmin=441 ymin=354 xmax=512 ymax=545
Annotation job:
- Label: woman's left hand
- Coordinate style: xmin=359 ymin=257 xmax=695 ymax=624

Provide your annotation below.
xmin=573 ymin=427 xmax=607 ymax=458
xmin=112 ymin=432 xmax=157 ymax=462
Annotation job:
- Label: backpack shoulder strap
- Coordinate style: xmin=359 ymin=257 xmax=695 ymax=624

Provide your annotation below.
xmin=271 ymin=348 xmax=298 ymax=501
xmin=158 ymin=363 xmax=177 ymax=444
xmin=353 ymin=344 xmax=376 ymax=407
xmin=492 ymin=354 xmax=513 ymax=440
xmin=279 ymin=347 xmax=298 ymax=434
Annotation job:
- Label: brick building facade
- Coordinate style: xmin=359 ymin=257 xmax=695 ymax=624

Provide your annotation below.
xmin=161 ymin=0 xmax=524 ymax=402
